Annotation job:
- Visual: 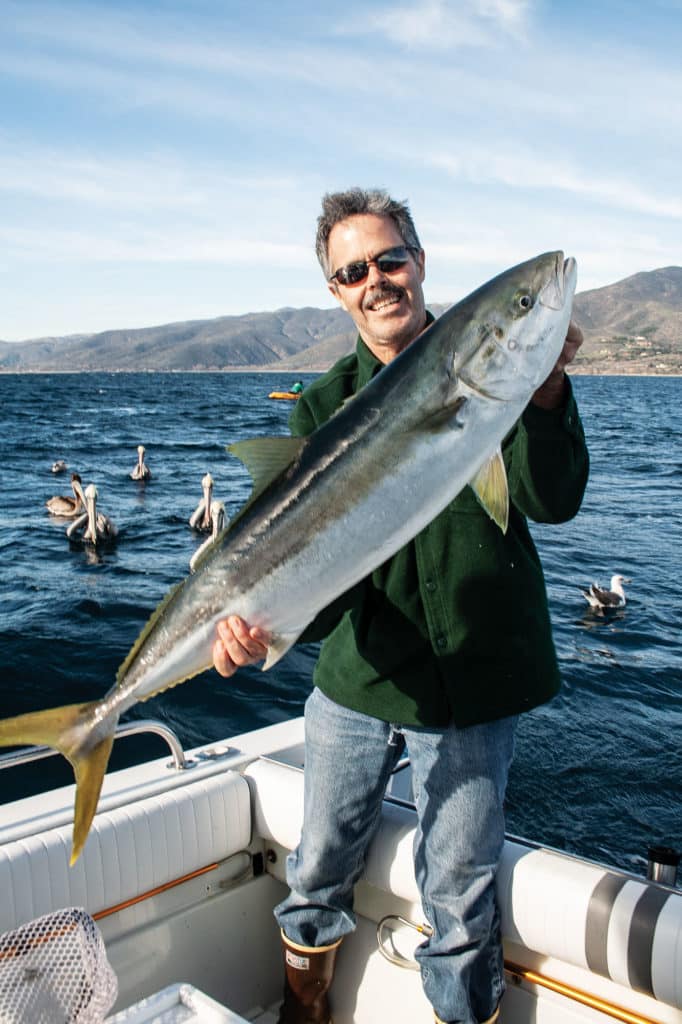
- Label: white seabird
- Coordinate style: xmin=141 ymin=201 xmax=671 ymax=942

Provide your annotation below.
xmin=130 ymin=445 xmax=152 ymax=481
xmin=189 ymin=473 xmax=216 ymax=532
xmin=46 ymin=473 xmax=86 ymax=517
xmin=67 ymin=484 xmax=118 ymax=546
xmin=189 ymin=500 xmax=226 ymax=572
xmin=581 ymin=574 xmax=631 ymax=610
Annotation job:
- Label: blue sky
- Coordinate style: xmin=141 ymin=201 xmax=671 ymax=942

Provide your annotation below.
xmin=2 ymin=0 xmax=681 ymax=341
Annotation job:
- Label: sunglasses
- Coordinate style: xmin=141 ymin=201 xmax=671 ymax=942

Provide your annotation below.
xmin=329 ymin=245 xmax=417 ymax=286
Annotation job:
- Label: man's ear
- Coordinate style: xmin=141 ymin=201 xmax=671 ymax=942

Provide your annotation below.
xmin=328 ymin=281 xmax=348 ymax=312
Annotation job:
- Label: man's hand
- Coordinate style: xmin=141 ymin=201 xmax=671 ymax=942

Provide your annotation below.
xmin=213 ymin=616 xmax=270 ymax=677
xmin=532 ymin=320 xmax=584 ymax=410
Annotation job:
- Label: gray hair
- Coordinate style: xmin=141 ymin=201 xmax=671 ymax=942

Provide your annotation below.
xmin=315 ymin=187 xmax=422 ymax=280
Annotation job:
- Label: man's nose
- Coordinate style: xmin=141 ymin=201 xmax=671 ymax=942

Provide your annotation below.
xmin=366 ymin=260 xmax=387 ymax=284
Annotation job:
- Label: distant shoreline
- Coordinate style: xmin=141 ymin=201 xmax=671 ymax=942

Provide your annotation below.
xmin=1 ymin=366 xmax=679 ymax=378
xmin=1 ymin=368 xmax=681 ymax=378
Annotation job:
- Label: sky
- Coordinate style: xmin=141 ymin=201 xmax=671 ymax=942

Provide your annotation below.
xmin=2 ymin=0 xmax=681 ymax=342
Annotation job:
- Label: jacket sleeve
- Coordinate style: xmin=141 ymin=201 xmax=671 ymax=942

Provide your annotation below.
xmin=505 ymin=376 xmax=590 ymax=523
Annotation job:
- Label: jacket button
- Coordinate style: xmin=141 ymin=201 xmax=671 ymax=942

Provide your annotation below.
xmin=425 ymin=580 xmax=437 ymax=592
xmin=436 ymin=636 xmax=447 ymax=649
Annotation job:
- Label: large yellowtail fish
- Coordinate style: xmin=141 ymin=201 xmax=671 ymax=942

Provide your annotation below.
xmin=0 ymin=251 xmax=577 ymax=863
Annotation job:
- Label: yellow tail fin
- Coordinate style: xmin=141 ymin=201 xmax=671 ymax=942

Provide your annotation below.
xmin=0 ymin=702 xmax=116 ymax=865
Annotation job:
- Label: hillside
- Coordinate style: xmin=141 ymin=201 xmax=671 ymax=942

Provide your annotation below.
xmin=571 ymin=266 xmax=682 ymax=374
xmin=1 ymin=268 xmax=680 ymax=375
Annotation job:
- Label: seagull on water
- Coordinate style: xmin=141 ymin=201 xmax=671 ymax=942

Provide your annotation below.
xmin=581 ymin=574 xmax=631 ymax=610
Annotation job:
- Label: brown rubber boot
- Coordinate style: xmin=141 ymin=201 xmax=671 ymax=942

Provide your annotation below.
xmin=277 ymin=931 xmax=342 ymax=1024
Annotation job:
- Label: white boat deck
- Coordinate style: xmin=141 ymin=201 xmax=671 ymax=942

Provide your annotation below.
xmin=0 ymin=716 xmax=680 ymax=1024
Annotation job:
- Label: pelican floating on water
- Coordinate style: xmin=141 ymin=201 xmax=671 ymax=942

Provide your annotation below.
xmin=51 ymin=459 xmax=67 ymax=474
xmin=130 ymin=445 xmax=152 ymax=481
xmin=189 ymin=500 xmax=226 ymax=572
xmin=46 ymin=473 xmax=86 ymax=517
xmin=581 ymin=574 xmax=631 ymax=610
xmin=189 ymin=473 xmax=217 ymax=532
xmin=67 ymin=484 xmax=118 ymax=546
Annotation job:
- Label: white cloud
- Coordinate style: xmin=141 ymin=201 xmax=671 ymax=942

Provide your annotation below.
xmin=428 ymin=147 xmax=682 ymax=219
xmin=0 ymin=223 xmax=311 ymax=267
xmin=0 ymin=141 xmax=299 ymax=210
xmin=356 ymin=0 xmax=532 ymax=49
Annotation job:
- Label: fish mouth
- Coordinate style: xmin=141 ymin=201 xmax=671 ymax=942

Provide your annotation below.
xmin=539 ymin=253 xmax=577 ymax=310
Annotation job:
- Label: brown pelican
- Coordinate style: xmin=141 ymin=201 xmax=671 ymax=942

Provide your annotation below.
xmin=189 ymin=500 xmax=226 ymax=572
xmin=51 ymin=459 xmax=67 ymax=474
xmin=581 ymin=574 xmax=631 ymax=610
xmin=189 ymin=473 xmax=216 ymax=532
xmin=67 ymin=484 xmax=118 ymax=545
xmin=130 ymin=445 xmax=152 ymax=481
xmin=46 ymin=473 xmax=86 ymax=517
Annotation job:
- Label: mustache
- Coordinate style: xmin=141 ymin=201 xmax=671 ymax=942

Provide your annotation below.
xmin=364 ymin=284 xmax=405 ymax=309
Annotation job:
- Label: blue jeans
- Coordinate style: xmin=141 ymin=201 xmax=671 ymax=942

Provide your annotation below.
xmin=274 ymin=689 xmax=517 ymax=1024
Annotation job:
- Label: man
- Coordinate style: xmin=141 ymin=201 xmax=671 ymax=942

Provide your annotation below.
xmin=213 ymin=188 xmax=589 ymax=1024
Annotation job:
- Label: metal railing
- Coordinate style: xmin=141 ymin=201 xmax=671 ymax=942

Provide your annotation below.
xmin=0 ymin=718 xmax=188 ymax=773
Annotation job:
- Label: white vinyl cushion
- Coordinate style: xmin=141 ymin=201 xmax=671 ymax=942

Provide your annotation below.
xmin=0 ymin=770 xmax=251 ymax=935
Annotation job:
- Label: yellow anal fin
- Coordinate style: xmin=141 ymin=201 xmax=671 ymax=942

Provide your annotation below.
xmin=70 ymin=732 xmax=116 ymax=865
xmin=470 ymin=448 xmax=509 ymax=533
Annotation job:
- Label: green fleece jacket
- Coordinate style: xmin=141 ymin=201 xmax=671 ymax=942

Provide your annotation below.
xmin=290 ymin=333 xmax=589 ymax=728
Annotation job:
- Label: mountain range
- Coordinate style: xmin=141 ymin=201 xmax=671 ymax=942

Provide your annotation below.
xmin=2 ymin=266 xmax=681 ymax=375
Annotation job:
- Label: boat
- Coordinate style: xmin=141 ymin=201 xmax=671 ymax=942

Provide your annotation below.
xmin=267 ymin=391 xmax=301 ymax=401
xmin=0 ymin=714 xmax=680 ymax=1023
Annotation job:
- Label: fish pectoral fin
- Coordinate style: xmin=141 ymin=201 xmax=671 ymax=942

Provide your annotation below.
xmin=262 ymin=630 xmax=302 ymax=671
xmin=470 ymin=448 xmax=509 ymax=533
xmin=420 ymin=395 xmax=468 ymax=432
xmin=70 ymin=732 xmax=116 ymax=865
xmin=227 ymin=436 xmax=306 ymax=501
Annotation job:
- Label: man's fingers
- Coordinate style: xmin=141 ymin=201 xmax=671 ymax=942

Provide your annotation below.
xmin=213 ymin=616 xmax=270 ymax=677
xmin=213 ymin=635 xmax=237 ymax=678
xmin=225 ymin=616 xmax=270 ymax=656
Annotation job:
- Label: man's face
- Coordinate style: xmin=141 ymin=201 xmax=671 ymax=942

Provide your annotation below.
xmin=326 ymin=214 xmax=426 ymax=364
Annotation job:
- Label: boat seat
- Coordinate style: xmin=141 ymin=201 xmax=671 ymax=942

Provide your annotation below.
xmin=244 ymin=756 xmax=682 ymax=1011
xmin=0 ymin=770 xmax=251 ymax=936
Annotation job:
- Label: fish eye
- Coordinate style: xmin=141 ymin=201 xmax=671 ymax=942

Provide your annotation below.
xmin=517 ymin=293 xmax=534 ymax=311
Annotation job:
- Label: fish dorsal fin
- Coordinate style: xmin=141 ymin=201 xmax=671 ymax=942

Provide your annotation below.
xmin=470 ymin=448 xmax=509 ymax=533
xmin=227 ymin=436 xmax=305 ymax=501
xmin=116 ymin=579 xmax=185 ymax=686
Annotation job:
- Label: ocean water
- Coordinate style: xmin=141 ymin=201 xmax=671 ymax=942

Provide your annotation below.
xmin=0 ymin=372 xmax=679 ymax=880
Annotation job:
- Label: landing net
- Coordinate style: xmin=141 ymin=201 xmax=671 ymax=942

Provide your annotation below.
xmin=0 ymin=907 xmax=117 ymax=1023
